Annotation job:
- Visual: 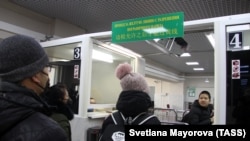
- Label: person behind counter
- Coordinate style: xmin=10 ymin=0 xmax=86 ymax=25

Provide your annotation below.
xmin=90 ymin=97 xmax=96 ymax=104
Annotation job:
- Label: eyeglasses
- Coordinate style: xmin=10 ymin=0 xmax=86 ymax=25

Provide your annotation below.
xmin=45 ymin=64 xmax=52 ymax=72
xmin=40 ymin=64 xmax=52 ymax=76
xmin=40 ymin=71 xmax=49 ymax=76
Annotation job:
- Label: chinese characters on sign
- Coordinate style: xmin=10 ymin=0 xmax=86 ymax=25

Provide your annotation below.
xmin=112 ymin=12 xmax=184 ymax=43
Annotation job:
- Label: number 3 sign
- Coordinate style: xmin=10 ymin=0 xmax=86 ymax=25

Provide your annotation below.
xmin=74 ymin=47 xmax=81 ymax=60
xmin=227 ymin=32 xmax=242 ymax=51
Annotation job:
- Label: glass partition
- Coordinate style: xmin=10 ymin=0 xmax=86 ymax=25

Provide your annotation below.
xmin=44 ymin=42 xmax=82 ymax=114
xmin=43 ymin=40 xmax=136 ymax=114
xmin=225 ymin=24 xmax=250 ymax=124
xmin=91 ymin=43 xmax=133 ymax=104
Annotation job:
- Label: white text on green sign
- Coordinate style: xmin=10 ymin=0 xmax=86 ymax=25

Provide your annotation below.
xmin=112 ymin=12 xmax=184 ymax=43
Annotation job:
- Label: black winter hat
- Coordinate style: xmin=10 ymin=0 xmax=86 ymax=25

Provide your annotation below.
xmin=0 ymin=34 xmax=49 ymax=82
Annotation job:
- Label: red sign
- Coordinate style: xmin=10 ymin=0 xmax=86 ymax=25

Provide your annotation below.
xmin=74 ymin=65 xmax=79 ymax=79
xmin=232 ymin=60 xmax=240 ymax=79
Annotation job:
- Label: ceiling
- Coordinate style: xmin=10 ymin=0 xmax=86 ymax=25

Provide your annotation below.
xmin=8 ymin=0 xmax=250 ymax=76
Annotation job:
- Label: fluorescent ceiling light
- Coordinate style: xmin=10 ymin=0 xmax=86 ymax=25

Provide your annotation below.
xmin=227 ymin=24 xmax=250 ymax=32
xmin=205 ymin=78 xmax=209 ymax=83
xmin=143 ymin=27 xmax=168 ymax=34
xmin=50 ymin=58 xmax=69 ymax=62
xmin=193 ymin=68 xmax=204 ymax=71
xmin=153 ymin=38 xmax=160 ymax=42
xmin=186 ymin=62 xmax=199 ymax=65
xmin=180 ymin=53 xmax=191 ymax=57
xmin=107 ymin=43 xmax=142 ymax=58
xmin=205 ymin=33 xmax=215 ymax=48
xmin=92 ymin=49 xmax=113 ymax=63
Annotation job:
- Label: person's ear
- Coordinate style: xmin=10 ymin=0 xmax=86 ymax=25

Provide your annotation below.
xmin=31 ymin=73 xmax=41 ymax=83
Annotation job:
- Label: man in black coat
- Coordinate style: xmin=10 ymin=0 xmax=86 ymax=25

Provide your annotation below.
xmin=0 ymin=35 xmax=68 ymax=141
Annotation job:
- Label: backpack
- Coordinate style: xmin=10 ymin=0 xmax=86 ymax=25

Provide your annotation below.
xmin=99 ymin=111 xmax=157 ymax=141
xmin=181 ymin=111 xmax=190 ymax=123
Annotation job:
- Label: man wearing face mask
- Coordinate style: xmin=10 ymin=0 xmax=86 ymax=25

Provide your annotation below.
xmin=0 ymin=35 xmax=68 ymax=141
xmin=43 ymin=83 xmax=75 ymax=141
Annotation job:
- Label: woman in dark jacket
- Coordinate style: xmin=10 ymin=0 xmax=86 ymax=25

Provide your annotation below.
xmin=99 ymin=63 xmax=161 ymax=141
xmin=185 ymin=90 xmax=214 ymax=125
xmin=43 ymin=83 xmax=74 ymax=141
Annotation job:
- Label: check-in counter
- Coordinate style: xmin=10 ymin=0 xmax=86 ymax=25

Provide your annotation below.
xmin=87 ymin=104 xmax=116 ymax=119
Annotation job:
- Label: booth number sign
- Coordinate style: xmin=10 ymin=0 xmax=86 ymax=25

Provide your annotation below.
xmin=227 ymin=32 xmax=242 ymax=51
xmin=74 ymin=47 xmax=81 ymax=60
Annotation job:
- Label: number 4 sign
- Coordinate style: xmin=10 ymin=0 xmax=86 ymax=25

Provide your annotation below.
xmin=227 ymin=32 xmax=242 ymax=51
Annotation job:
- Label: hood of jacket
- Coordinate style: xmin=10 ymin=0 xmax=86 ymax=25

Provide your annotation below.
xmin=116 ymin=90 xmax=151 ymax=117
xmin=192 ymin=100 xmax=201 ymax=107
xmin=0 ymin=81 xmax=50 ymax=135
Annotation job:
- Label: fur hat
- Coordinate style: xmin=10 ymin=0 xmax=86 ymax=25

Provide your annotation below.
xmin=0 ymin=34 xmax=49 ymax=82
xmin=115 ymin=63 xmax=149 ymax=94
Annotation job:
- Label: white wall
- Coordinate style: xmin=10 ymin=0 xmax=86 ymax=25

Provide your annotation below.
xmin=145 ymin=77 xmax=185 ymax=110
xmin=243 ymin=30 xmax=250 ymax=47
xmin=54 ymin=19 xmax=86 ymax=37
xmin=0 ymin=4 xmax=51 ymax=35
xmin=0 ymin=2 xmax=86 ymax=39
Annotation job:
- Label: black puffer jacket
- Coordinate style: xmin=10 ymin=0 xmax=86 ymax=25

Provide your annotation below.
xmin=186 ymin=100 xmax=213 ymax=125
xmin=0 ymin=81 xmax=68 ymax=141
xmin=99 ymin=90 xmax=161 ymax=135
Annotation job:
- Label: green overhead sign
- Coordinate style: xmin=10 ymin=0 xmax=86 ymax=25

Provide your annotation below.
xmin=112 ymin=12 xmax=184 ymax=43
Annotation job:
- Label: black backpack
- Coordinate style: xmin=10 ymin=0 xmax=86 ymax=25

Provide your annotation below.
xmin=181 ymin=112 xmax=190 ymax=123
xmin=99 ymin=111 xmax=157 ymax=141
